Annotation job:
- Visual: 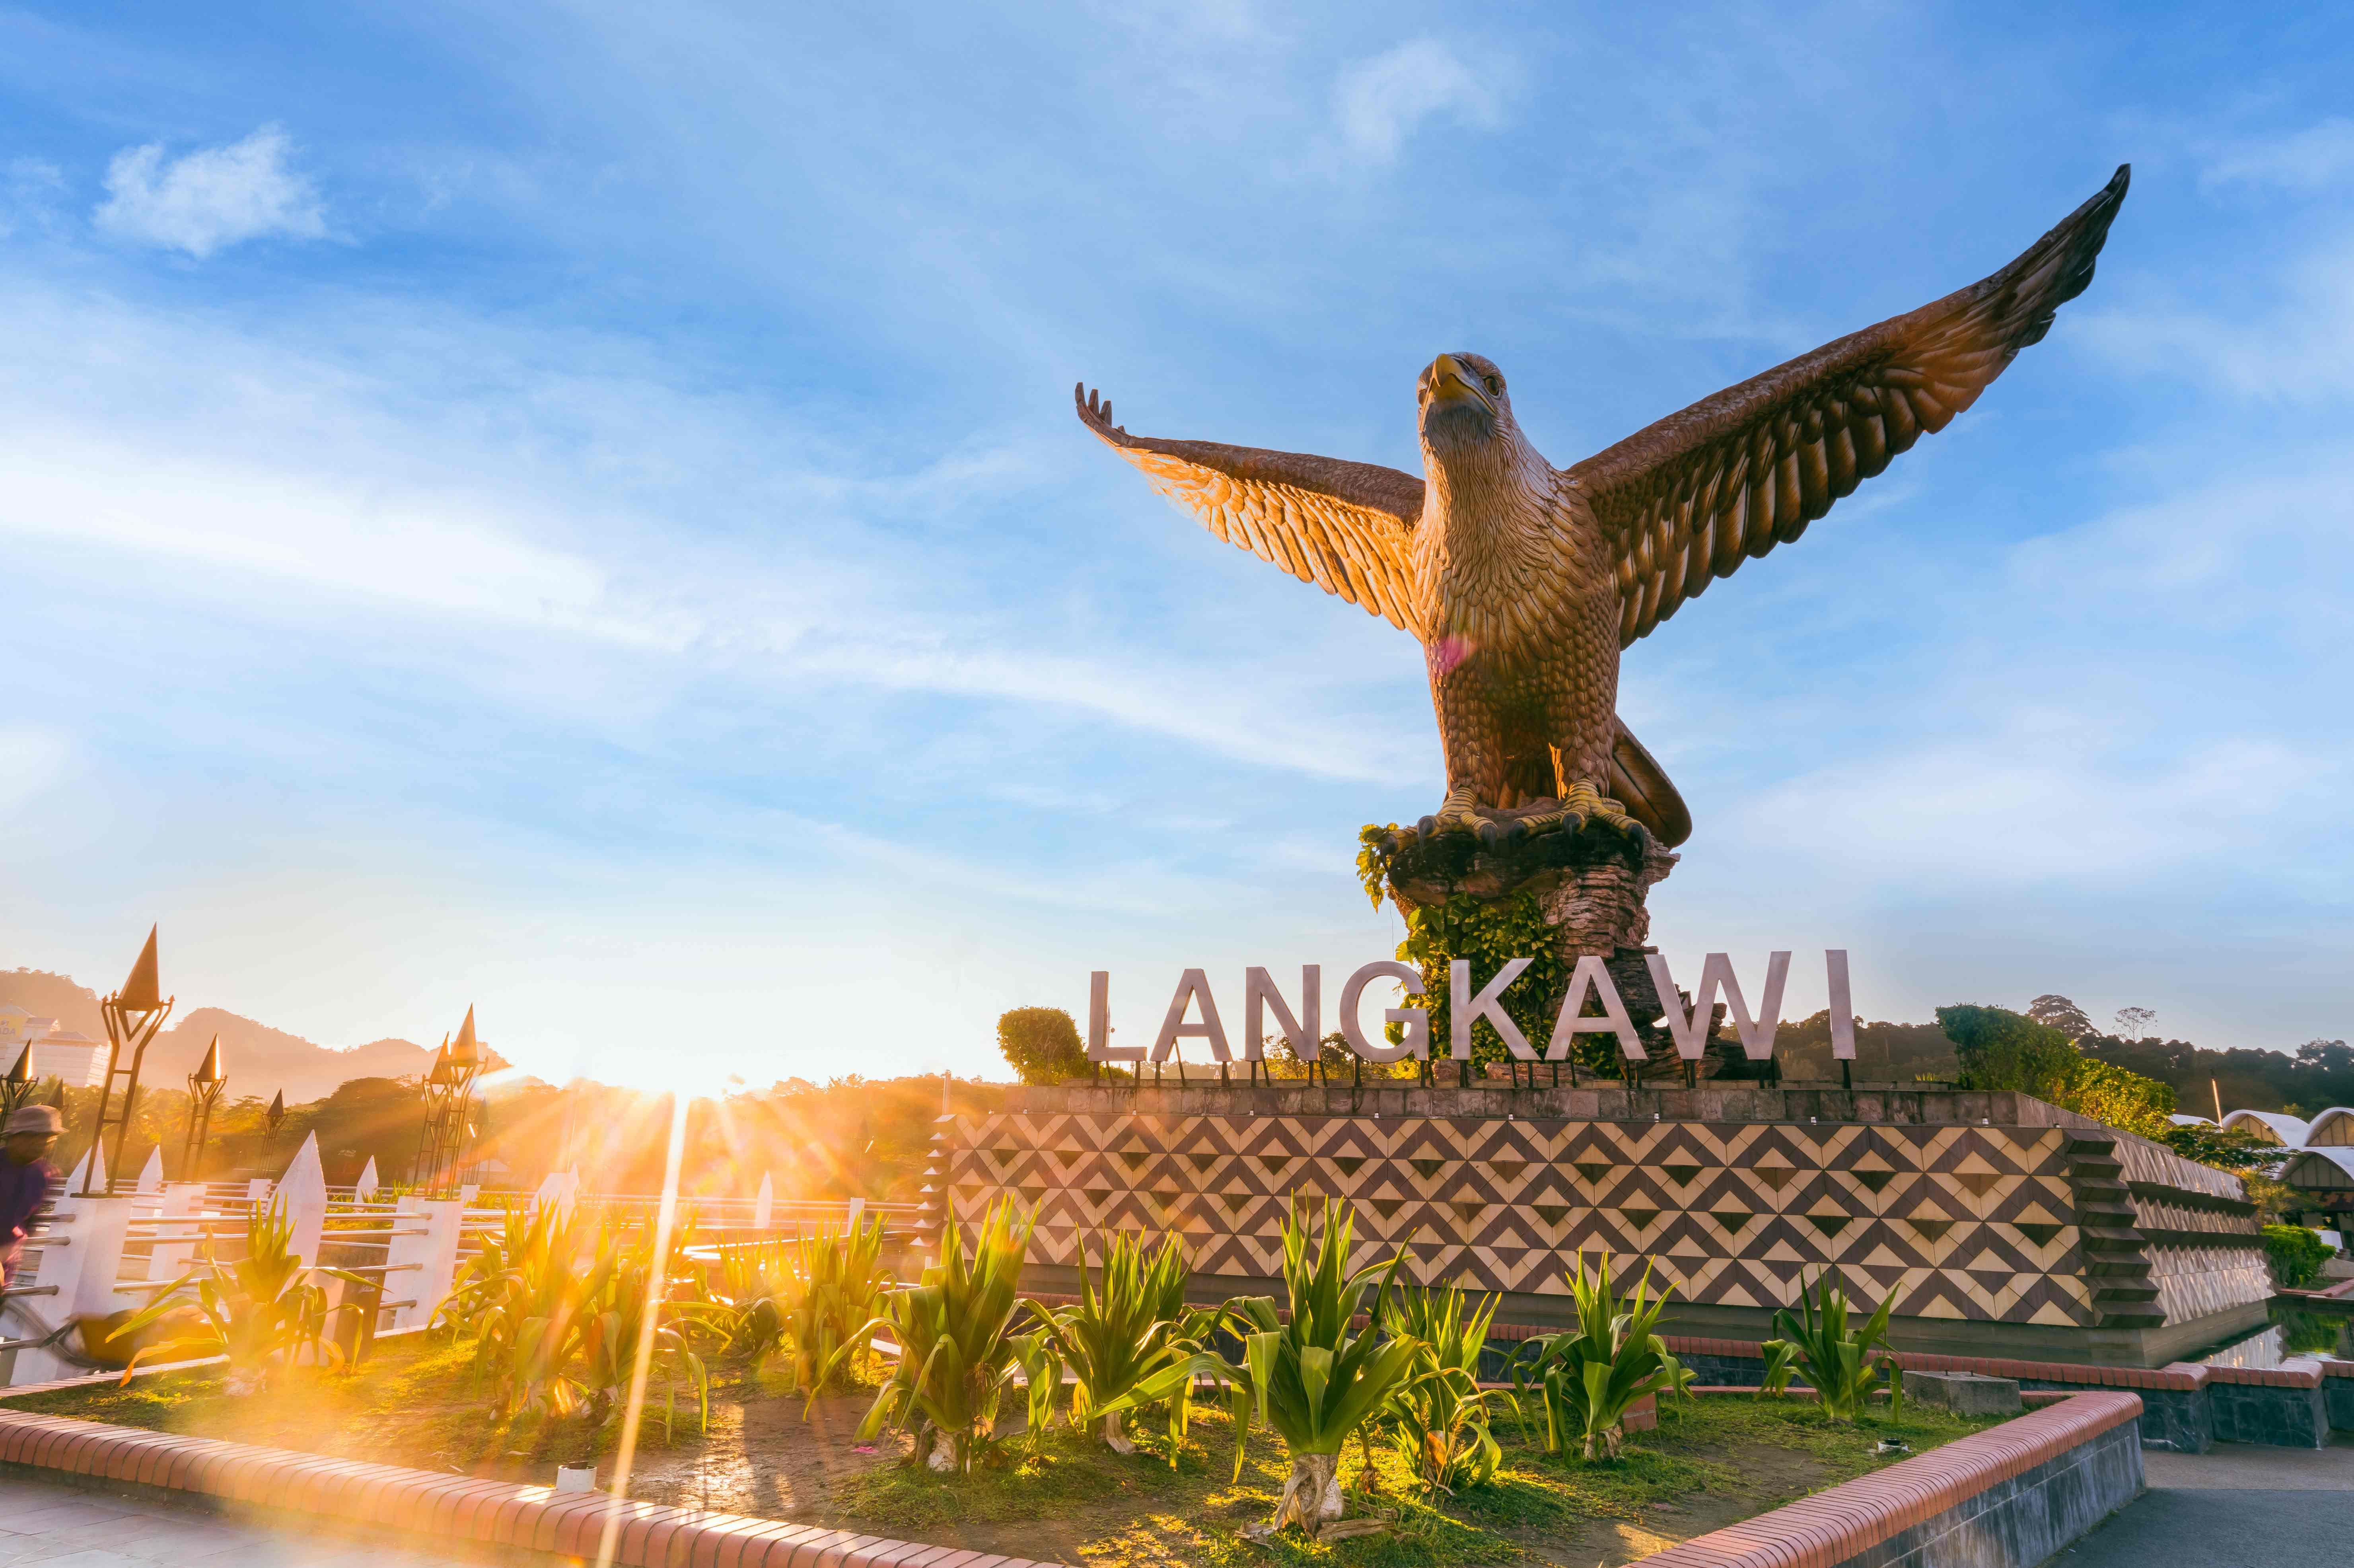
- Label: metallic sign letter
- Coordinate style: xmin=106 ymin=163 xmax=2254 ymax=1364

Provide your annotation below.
xmin=1827 ymin=950 xmax=1856 ymax=1062
xmin=1546 ymin=956 xmax=1646 ymax=1061
xmin=1450 ymin=958 xmax=1535 ymax=1061
xmin=1702 ymin=951 xmax=1791 ymax=1060
xmin=1152 ymin=969 xmax=1231 ymax=1062
xmin=1642 ymin=953 xmax=1713 ymax=1062
xmin=1088 ymin=971 xmax=1144 ymax=1064
xmin=1339 ymin=961 xmax=1428 ymax=1063
xmin=1243 ymin=966 xmax=1317 ymax=1064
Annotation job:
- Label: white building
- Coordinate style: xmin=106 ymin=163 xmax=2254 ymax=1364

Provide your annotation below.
xmin=0 ymin=1009 xmax=106 ymax=1086
xmin=30 ymin=1030 xmax=108 ymax=1087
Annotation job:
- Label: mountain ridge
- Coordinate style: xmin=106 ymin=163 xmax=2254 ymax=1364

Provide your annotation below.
xmin=1 ymin=967 xmax=433 ymax=1101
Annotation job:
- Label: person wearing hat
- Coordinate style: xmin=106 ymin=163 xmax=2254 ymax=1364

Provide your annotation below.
xmin=0 ymin=1106 xmax=61 ymax=1285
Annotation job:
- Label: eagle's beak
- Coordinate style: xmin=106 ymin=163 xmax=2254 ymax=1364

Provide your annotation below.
xmin=1426 ymin=353 xmax=1494 ymax=413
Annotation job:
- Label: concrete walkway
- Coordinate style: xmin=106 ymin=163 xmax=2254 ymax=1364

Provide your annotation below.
xmin=0 ymin=1471 xmax=461 ymax=1568
xmin=2061 ymin=1438 xmax=2354 ymax=1567
xmin=0 ymin=1436 xmax=2343 ymax=1567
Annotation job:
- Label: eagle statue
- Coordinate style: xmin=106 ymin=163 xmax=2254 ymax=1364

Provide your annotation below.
xmin=1078 ymin=167 xmax=2128 ymax=852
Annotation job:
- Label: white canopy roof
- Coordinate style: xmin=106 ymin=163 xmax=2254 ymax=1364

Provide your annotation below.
xmin=2300 ymin=1107 xmax=2354 ymax=1147
xmin=2222 ymin=1109 xmax=2309 ymax=1147
xmin=2280 ymin=1146 xmax=2354 ymax=1192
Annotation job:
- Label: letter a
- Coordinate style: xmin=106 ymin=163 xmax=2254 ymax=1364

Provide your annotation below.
xmin=1546 ymin=957 xmax=1646 ymax=1062
xmin=1151 ymin=969 xmax=1231 ymax=1062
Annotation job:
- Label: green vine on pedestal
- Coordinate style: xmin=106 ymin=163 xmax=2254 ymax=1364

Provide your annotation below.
xmin=1358 ymin=824 xmax=1624 ymax=1076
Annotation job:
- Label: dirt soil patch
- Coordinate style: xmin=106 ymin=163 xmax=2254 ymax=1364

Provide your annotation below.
xmin=7 ymin=1336 xmax=2015 ymax=1568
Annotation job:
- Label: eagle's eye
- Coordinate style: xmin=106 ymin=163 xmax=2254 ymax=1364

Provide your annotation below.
xmin=1484 ymin=375 xmax=1503 ymax=396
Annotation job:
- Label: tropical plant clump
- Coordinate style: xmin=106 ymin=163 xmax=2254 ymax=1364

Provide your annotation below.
xmin=1192 ymin=1199 xmax=1422 ymax=1539
xmin=1383 ymin=1282 xmax=1514 ymax=1494
xmin=705 ymin=1216 xmax=891 ymax=1401
xmin=1512 ymin=1253 xmax=1686 ymax=1459
xmin=1025 ymin=1230 xmax=1212 ymax=1454
xmin=1762 ymin=1271 xmax=1900 ymax=1422
xmin=856 ymin=1198 xmax=1035 ymax=1473
xmin=435 ymin=1201 xmax=709 ymax=1436
xmin=115 ymin=1198 xmax=363 ymax=1395
xmin=1757 ymin=1338 xmax=1802 ymax=1398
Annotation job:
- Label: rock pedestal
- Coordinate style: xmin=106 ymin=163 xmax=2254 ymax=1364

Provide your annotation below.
xmin=1362 ymin=811 xmax=1683 ymax=1062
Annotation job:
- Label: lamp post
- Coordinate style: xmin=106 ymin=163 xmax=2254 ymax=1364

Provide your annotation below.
xmin=412 ymin=1006 xmax=486 ymax=1194
xmin=82 ymin=926 xmax=175 ymax=1196
xmin=263 ymin=1089 xmax=287 ymax=1143
xmin=183 ymin=1035 xmax=227 ymax=1180
xmin=0 ymin=1046 xmax=34 ymax=1120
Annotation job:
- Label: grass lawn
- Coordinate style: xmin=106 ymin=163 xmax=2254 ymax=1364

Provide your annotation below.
xmin=6 ymin=1335 xmax=2017 ymax=1568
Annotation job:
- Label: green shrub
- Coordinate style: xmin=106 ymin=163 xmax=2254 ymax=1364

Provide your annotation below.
xmin=1028 ymin=1231 xmax=1208 ymax=1453
xmin=1197 ymin=1200 xmax=1421 ymax=1537
xmin=729 ymin=1216 xmax=892 ymax=1401
xmin=1764 ymin=1272 xmax=1898 ymax=1422
xmin=1383 ymin=1282 xmax=1512 ymax=1494
xmin=2263 ymin=1224 xmax=2332 ymax=1290
xmin=1512 ymin=1252 xmax=1683 ymax=1460
xmin=436 ymin=1202 xmax=599 ymax=1419
xmin=856 ymin=1198 xmax=1035 ymax=1473
xmin=1757 ymin=1339 xmax=1801 ymax=1399
xmin=116 ymin=1198 xmax=362 ymax=1396
xmin=997 ymin=1008 xmax=1092 ymax=1085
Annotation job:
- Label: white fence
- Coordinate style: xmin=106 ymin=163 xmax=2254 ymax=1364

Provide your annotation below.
xmin=0 ymin=1164 xmax=921 ymax=1387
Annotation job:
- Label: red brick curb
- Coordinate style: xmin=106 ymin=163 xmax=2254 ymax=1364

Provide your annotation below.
xmin=0 ymin=1407 xmax=1067 ymax=1568
xmin=1630 ymin=1390 xmax=2143 ymax=1568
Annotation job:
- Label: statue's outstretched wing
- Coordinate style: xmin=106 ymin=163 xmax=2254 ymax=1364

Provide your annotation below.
xmin=1076 ymin=385 xmax=1426 ymax=633
xmin=1570 ymin=165 xmax=2129 ymax=648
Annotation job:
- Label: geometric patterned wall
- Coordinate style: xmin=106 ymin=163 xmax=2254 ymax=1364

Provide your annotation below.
xmin=939 ymin=1100 xmax=2267 ymax=1339
xmin=2111 ymin=1135 xmax=2273 ymax=1328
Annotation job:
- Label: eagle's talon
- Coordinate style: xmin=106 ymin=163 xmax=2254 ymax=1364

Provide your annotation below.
xmin=1430 ymin=784 xmax=1484 ymax=837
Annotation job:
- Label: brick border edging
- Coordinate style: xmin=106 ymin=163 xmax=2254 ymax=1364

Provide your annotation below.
xmin=0 ymin=1406 xmax=1061 ymax=1568
xmin=1628 ymin=1390 xmax=2143 ymax=1568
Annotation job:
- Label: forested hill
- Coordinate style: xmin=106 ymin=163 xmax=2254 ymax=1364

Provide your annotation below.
xmin=2078 ymin=1033 xmax=2354 ymax=1119
xmin=0 ymin=969 xmax=432 ymax=1101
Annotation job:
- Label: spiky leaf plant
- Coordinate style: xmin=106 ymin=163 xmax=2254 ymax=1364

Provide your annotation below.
xmin=116 ymin=1198 xmax=364 ymax=1396
xmin=1027 ymin=1231 xmax=1210 ymax=1454
xmin=1189 ymin=1200 xmax=1422 ymax=1537
xmin=1511 ymin=1252 xmax=1677 ymax=1460
xmin=1765 ymin=1270 xmax=1899 ymax=1421
xmin=1382 ymin=1282 xmax=1513 ymax=1494
xmin=854 ymin=1198 xmax=1035 ymax=1473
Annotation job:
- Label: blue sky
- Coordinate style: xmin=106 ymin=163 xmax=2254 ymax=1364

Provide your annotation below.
xmin=1 ymin=3 xmax=2347 ymax=1091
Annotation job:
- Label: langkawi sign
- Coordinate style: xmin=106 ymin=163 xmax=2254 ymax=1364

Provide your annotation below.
xmin=1087 ymin=951 xmax=1858 ymax=1067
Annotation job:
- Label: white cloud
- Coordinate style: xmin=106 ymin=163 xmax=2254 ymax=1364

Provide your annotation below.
xmin=94 ymin=125 xmax=326 ymax=258
xmin=0 ymin=276 xmax=1425 ymax=786
xmin=2077 ymin=229 xmax=2354 ymax=401
xmin=1332 ymin=39 xmax=1502 ymax=163
xmin=2200 ymin=118 xmax=2354 ymax=192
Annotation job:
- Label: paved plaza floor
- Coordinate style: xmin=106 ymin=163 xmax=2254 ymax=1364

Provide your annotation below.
xmin=0 ymin=1436 xmax=2343 ymax=1566
xmin=0 ymin=1471 xmax=460 ymax=1568
xmin=2061 ymin=1437 xmax=2354 ymax=1568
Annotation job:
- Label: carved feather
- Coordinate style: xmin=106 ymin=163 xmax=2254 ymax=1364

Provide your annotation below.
xmin=1570 ymin=165 xmax=2129 ymax=647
